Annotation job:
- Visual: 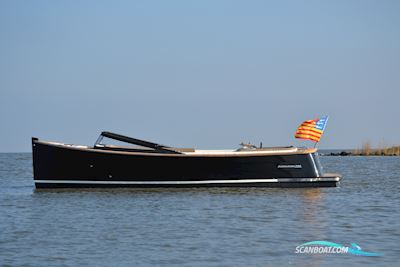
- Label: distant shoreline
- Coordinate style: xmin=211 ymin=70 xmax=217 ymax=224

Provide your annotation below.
xmin=321 ymin=145 xmax=400 ymax=156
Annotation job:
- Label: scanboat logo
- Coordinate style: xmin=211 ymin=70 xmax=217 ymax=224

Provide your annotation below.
xmin=295 ymin=241 xmax=382 ymax=256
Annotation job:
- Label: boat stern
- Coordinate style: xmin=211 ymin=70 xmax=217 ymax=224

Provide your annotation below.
xmin=310 ymin=151 xmax=342 ymax=186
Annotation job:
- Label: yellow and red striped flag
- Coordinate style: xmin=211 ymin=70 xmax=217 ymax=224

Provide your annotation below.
xmin=295 ymin=116 xmax=329 ymax=142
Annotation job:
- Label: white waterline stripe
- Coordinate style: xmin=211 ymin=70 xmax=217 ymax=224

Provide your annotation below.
xmin=35 ymin=177 xmax=340 ymax=184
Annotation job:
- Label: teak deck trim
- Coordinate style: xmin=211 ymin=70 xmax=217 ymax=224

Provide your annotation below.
xmin=33 ymin=139 xmax=317 ymax=157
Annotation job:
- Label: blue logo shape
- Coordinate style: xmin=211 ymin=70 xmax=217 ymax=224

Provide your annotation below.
xmin=299 ymin=240 xmax=382 ymax=256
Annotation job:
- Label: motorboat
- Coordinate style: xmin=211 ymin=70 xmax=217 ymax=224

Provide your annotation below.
xmin=32 ymin=131 xmax=341 ymax=188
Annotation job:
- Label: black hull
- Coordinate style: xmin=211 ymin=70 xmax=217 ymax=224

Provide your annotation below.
xmin=32 ymin=138 xmax=341 ymax=188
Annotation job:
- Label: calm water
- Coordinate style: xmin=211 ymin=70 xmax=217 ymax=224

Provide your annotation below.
xmin=0 ymin=153 xmax=399 ymax=267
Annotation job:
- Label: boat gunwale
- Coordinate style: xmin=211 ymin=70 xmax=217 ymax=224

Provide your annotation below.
xmin=33 ymin=139 xmax=317 ymax=158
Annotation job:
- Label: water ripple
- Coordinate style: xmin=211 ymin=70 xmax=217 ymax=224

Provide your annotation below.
xmin=0 ymin=153 xmax=399 ymax=266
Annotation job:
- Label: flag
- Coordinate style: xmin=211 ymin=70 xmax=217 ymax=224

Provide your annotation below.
xmin=295 ymin=116 xmax=329 ymax=142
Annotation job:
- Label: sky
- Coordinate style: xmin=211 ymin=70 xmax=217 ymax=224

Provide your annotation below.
xmin=0 ymin=0 xmax=399 ymax=152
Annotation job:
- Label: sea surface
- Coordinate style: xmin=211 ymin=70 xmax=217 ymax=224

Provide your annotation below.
xmin=0 ymin=153 xmax=399 ymax=267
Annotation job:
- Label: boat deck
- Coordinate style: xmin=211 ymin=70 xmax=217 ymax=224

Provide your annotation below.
xmin=183 ymin=147 xmax=298 ymax=155
xmin=39 ymin=140 xmax=315 ymax=156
